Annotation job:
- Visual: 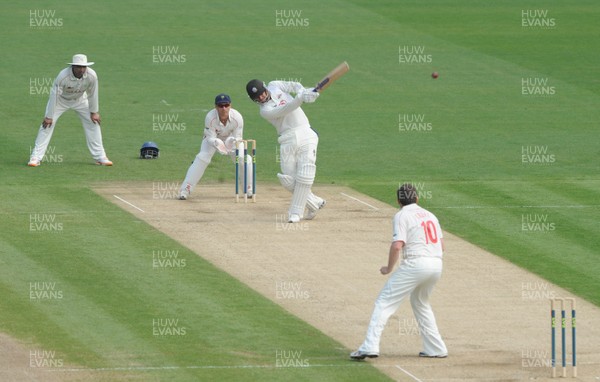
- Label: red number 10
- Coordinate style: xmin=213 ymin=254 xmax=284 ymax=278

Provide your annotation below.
xmin=421 ymin=220 xmax=438 ymax=244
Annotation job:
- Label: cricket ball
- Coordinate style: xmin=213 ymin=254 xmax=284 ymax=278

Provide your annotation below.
xmin=432 ymin=72 xmax=439 ymax=79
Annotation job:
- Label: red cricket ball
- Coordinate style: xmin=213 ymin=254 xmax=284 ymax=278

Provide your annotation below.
xmin=432 ymin=72 xmax=439 ymax=79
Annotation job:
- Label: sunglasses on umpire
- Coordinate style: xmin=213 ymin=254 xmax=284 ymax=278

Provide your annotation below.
xmin=217 ymin=104 xmax=231 ymax=108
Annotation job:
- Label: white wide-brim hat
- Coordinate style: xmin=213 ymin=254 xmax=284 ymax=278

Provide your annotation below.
xmin=68 ymin=54 xmax=94 ymax=66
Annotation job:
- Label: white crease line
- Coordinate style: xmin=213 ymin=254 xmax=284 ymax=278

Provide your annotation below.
xmin=53 ymin=365 xmax=272 ymax=372
xmin=113 ymin=195 xmax=145 ymax=213
xmin=51 ymin=363 xmax=369 ymax=372
xmin=340 ymin=192 xmax=379 ymax=211
xmin=395 ymin=365 xmax=423 ymax=382
xmin=433 ymin=205 xmax=599 ymax=209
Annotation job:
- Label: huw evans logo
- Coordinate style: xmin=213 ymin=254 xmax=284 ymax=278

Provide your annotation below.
xmin=30 ymin=145 xmax=63 ymax=164
xmin=29 ymin=350 xmax=63 ymax=368
xmin=152 ymin=46 xmax=186 ymax=63
xmin=521 ymin=214 xmax=556 ymax=232
xmin=152 ymin=113 xmax=187 ymax=132
xmin=29 ymin=77 xmax=53 ymax=95
xmin=398 ymin=181 xmax=433 ymax=200
xmin=275 ymin=214 xmax=309 ymax=231
xmin=152 ymin=182 xmax=180 ymax=199
xmin=399 ymin=46 xmax=432 ymax=64
xmin=398 ymin=113 xmax=432 ymax=132
xmin=397 ymin=317 xmax=434 ymax=336
xmin=521 ymin=145 xmax=555 ymax=164
xmin=152 ymin=250 xmax=186 ymax=269
xmin=274 ymin=77 xmax=302 ymax=83
xmin=521 ymin=281 xmax=556 ymax=300
xmin=29 ymin=213 xmax=63 ymax=232
xmin=275 ymin=281 xmax=310 ymax=300
xmin=275 ymin=350 xmax=309 ymax=367
xmin=521 ymin=349 xmax=552 ymax=368
xmin=29 ymin=282 xmax=63 ymax=300
xmin=275 ymin=10 xmax=309 ymax=27
xmin=521 ymin=10 xmax=556 ymax=29
xmin=275 ymin=146 xmax=296 ymax=164
xmin=29 ymin=10 xmax=63 ymax=28
xmin=152 ymin=318 xmax=187 ymax=336
xmin=521 ymin=77 xmax=555 ymax=96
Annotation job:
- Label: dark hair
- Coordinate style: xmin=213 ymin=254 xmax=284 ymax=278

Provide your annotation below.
xmin=397 ymin=183 xmax=418 ymax=206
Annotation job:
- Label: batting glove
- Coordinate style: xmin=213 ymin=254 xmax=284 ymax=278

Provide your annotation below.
xmin=302 ymin=88 xmax=320 ymax=103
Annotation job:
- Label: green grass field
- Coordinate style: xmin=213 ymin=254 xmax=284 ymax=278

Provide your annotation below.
xmin=1 ymin=0 xmax=599 ymax=380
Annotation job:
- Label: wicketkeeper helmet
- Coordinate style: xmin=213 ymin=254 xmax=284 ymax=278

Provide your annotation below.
xmin=140 ymin=141 xmax=159 ymax=159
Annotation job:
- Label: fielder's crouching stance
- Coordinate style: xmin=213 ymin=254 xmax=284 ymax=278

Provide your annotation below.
xmin=28 ymin=54 xmax=112 ymax=167
xmin=246 ymin=79 xmax=325 ymax=223
xmin=351 ymin=183 xmax=447 ymax=360
xmin=179 ymin=93 xmax=245 ymax=200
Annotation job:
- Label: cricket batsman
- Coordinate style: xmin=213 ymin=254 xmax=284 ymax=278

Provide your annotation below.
xmin=246 ymin=79 xmax=325 ymax=223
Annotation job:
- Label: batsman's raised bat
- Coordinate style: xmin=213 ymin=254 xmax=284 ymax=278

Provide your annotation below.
xmin=314 ymin=61 xmax=349 ymax=92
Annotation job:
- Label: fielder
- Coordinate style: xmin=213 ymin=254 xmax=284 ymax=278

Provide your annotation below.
xmin=179 ymin=93 xmax=244 ymax=200
xmin=28 ymin=54 xmax=112 ymax=167
xmin=246 ymin=79 xmax=325 ymax=223
xmin=351 ymin=183 xmax=448 ymax=360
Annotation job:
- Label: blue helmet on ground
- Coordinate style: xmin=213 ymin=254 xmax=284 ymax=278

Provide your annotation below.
xmin=140 ymin=141 xmax=159 ymax=159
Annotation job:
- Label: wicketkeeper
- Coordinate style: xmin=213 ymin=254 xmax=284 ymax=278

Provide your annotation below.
xmin=179 ymin=93 xmax=244 ymax=200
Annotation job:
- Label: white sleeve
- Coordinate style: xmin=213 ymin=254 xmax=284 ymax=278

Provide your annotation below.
xmin=231 ymin=109 xmax=244 ymax=140
xmin=203 ymin=112 xmax=218 ymax=145
xmin=392 ymin=211 xmax=406 ymax=243
xmin=86 ymin=72 xmax=99 ymax=113
xmin=269 ymin=81 xmax=305 ymax=95
xmin=44 ymin=75 xmax=61 ymax=118
xmin=259 ymin=96 xmax=303 ymax=120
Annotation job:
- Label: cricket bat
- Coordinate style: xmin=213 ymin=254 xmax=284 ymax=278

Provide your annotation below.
xmin=314 ymin=61 xmax=349 ymax=92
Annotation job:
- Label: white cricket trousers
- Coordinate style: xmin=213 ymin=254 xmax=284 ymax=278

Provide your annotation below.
xmin=30 ymin=98 xmax=107 ymax=161
xmin=359 ymin=256 xmax=447 ymax=356
xmin=278 ymin=127 xmax=318 ymax=176
xmin=278 ymin=127 xmax=323 ymax=216
xmin=180 ymin=138 xmax=235 ymax=193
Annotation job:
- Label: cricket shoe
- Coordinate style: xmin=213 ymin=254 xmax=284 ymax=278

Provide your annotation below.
xmin=304 ymin=199 xmax=326 ymax=220
xmin=179 ymin=184 xmax=191 ymax=200
xmin=350 ymin=350 xmax=379 ymax=360
xmin=96 ymin=157 xmax=113 ymax=166
xmin=288 ymin=214 xmax=301 ymax=223
xmin=418 ymin=352 xmax=447 ymax=358
xmin=28 ymin=157 xmax=41 ymax=167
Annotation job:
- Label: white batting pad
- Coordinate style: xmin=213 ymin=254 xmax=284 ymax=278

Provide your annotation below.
xmin=296 ymin=163 xmax=316 ymax=185
xmin=277 ymin=173 xmax=295 ymax=192
xmin=306 ymin=194 xmax=324 ymax=212
xmin=289 ymin=182 xmax=311 ymax=216
xmin=289 ymin=163 xmax=316 ymax=216
xmin=245 ymin=154 xmax=253 ymax=196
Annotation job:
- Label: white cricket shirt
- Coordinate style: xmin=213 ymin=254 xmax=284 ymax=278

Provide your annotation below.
xmin=203 ymin=107 xmax=244 ymax=144
xmin=45 ymin=67 xmax=99 ymax=118
xmin=392 ymin=204 xmax=444 ymax=258
xmin=259 ymin=81 xmax=310 ymax=135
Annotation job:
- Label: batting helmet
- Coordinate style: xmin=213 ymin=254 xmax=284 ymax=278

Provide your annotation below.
xmin=140 ymin=141 xmax=159 ymax=159
xmin=246 ymin=79 xmax=267 ymax=102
